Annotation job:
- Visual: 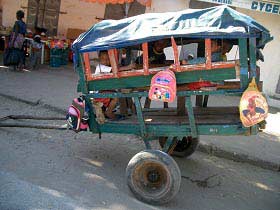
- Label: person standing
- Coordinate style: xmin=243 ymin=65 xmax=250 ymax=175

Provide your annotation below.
xmin=9 ymin=10 xmax=27 ymax=71
xmin=30 ymin=35 xmax=43 ymax=70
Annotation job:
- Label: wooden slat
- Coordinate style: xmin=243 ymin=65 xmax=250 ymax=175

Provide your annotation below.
xmin=88 ymin=68 xmax=236 ymax=90
xmin=205 ymin=38 xmax=212 ymax=69
xmin=177 ymin=96 xmax=186 ymax=115
xmin=143 ymin=107 xmax=239 ymax=115
xmin=249 ymin=38 xmax=257 ymax=82
xmin=96 ymin=63 xmax=235 ymax=79
xmin=88 ymin=61 xmax=236 ymax=81
xmin=239 ymin=38 xmax=249 ymax=89
xmin=108 ymin=49 xmax=119 ymax=78
xmin=83 ymin=53 xmax=93 ymax=81
xmin=142 ymin=42 xmax=149 ymax=75
xmin=180 ymin=61 xmax=235 ymax=72
xmin=113 ymin=48 xmax=119 ymax=65
xmin=119 ymin=98 xmax=128 ymax=115
xmin=114 ymin=111 xmax=240 ymax=125
xmin=78 ymin=54 xmax=88 ymax=93
xmin=90 ymin=73 xmax=115 ymax=80
xmin=171 ymin=36 xmax=181 ymax=72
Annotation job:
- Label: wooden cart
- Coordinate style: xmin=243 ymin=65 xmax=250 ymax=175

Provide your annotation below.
xmin=71 ymin=6 xmax=272 ymax=204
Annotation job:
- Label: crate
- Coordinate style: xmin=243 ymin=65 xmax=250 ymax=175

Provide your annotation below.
xmin=50 ymin=48 xmax=62 ymax=67
xmin=61 ymin=48 xmax=69 ymax=65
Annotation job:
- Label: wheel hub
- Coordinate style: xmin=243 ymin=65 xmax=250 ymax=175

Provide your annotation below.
xmin=147 ymin=170 xmax=160 ymax=183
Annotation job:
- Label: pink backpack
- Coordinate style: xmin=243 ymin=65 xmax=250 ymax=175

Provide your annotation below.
xmin=66 ymin=97 xmax=88 ymax=132
xmin=149 ymin=69 xmax=177 ymax=103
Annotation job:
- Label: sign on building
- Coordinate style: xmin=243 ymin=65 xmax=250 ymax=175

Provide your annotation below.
xmin=197 ymin=0 xmax=280 ymax=15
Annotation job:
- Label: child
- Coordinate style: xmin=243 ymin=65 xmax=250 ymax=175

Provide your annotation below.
xmin=30 ymin=34 xmax=43 ymax=70
xmin=94 ymin=50 xmax=135 ymax=121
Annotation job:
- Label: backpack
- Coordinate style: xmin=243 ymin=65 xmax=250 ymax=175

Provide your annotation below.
xmin=239 ymin=78 xmax=268 ymax=127
xmin=149 ymin=69 xmax=177 ymax=103
xmin=66 ymin=97 xmax=88 ymax=132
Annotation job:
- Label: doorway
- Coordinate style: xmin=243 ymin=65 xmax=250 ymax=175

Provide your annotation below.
xmin=26 ymin=0 xmax=61 ymax=36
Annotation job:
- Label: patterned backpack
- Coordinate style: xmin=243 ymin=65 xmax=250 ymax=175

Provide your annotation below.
xmin=149 ymin=69 xmax=177 ymax=103
xmin=66 ymin=97 xmax=88 ymax=132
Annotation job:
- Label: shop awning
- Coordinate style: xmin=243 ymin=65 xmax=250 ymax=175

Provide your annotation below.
xmin=80 ymin=0 xmax=151 ymax=7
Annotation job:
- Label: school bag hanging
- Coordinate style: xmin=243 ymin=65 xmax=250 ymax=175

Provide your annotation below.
xmin=149 ymin=68 xmax=176 ymax=103
xmin=66 ymin=97 xmax=88 ymax=132
xmin=239 ymin=77 xmax=268 ymax=127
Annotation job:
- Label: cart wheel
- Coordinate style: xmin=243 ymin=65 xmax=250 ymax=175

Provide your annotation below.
xmin=159 ymin=136 xmax=199 ymax=157
xmin=126 ymin=150 xmax=181 ymax=205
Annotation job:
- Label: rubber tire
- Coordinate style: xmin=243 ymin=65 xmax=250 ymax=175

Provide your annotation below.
xmin=126 ymin=150 xmax=181 ymax=205
xmin=159 ymin=136 xmax=199 ymax=158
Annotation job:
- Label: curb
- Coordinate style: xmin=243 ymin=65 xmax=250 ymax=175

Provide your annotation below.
xmin=0 ymin=93 xmax=279 ymax=172
xmin=197 ymin=142 xmax=280 ymax=172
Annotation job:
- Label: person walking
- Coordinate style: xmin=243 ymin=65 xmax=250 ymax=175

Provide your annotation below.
xmin=9 ymin=10 xmax=27 ymax=71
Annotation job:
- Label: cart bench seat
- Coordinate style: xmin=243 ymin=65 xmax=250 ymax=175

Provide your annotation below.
xmin=115 ymin=106 xmax=240 ymax=125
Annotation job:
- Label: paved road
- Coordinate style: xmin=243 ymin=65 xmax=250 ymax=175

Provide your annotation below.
xmin=0 ymin=96 xmax=279 ymax=210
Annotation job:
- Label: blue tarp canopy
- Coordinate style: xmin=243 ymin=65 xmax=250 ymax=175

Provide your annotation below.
xmin=72 ymin=5 xmax=272 ymax=52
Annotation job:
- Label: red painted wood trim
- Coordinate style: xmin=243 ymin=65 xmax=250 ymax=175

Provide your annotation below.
xmin=83 ymin=53 xmax=93 ymax=81
xmin=119 ymin=70 xmax=146 ymax=78
xmin=205 ymin=39 xmax=212 ymax=69
xmin=113 ymin=48 xmax=119 ymax=63
xmin=88 ymin=62 xmax=236 ymax=81
xmin=180 ymin=61 xmax=235 ymax=72
xmin=171 ymin=36 xmax=181 ymax=72
xmin=108 ymin=49 xmax=119 ymax=78
xmin=90 ymin=73 xmax=115 ymax=81
xmin=88 ymin=63 xmax=235 ymax=81
xmin=142 ymin=42 xmax=149 ymax=75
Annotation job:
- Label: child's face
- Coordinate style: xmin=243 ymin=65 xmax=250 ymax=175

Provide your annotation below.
xmin=211 ymin=40 xmax=221 ymax=53
xmin=99 ymin=52 xmax=110 ymax=66
xmin=154 ymin=40 xmax=168 ymax=52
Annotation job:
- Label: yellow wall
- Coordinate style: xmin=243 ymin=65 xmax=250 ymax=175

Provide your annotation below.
xmin=146 ymin=0 xmax=187 ymax=13
xmin=2 ymin=0 xmax=28 ymax=27
xmin=58 ymin=0 xmax=105 ymax=37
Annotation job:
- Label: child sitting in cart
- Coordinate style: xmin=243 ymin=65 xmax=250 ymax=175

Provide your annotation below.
xmin=94 ymin=50 xmax=135 ymax=121
xmin=181 ymin=39 xmax=233 ymax=64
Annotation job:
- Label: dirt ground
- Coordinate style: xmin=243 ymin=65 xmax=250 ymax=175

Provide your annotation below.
xmin=0 ymin=95 xmax=279 ymax=210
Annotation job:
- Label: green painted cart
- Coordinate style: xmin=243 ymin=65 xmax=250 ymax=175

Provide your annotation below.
xmin=72 ymin=6 xmax=272 ymax=204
